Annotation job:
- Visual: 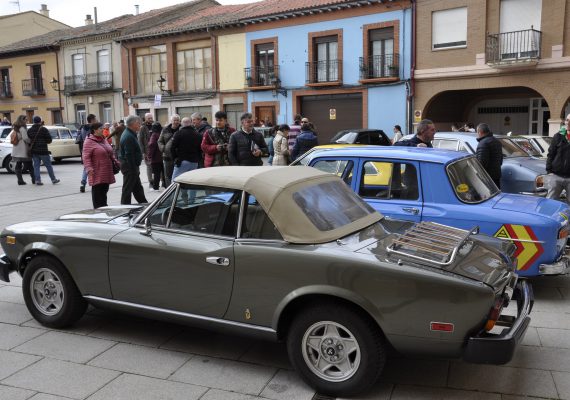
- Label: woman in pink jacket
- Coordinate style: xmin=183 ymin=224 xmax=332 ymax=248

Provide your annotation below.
xmin=82 ymin=122 xmax=120 ymax=208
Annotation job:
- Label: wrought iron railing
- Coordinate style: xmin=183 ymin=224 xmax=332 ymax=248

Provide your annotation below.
xmin=64 ymin=71 xmax=113 ymax=94
xmin=486 ymin=28 xmax=542 ymax=64
xmin=359 ymin=53 xmax=399 ymax=80
xmin=0 ymin=81 xmax=12 ymax=98
xmin=22 ymin=78 xmax=45 ymax=96
xmin=305 ymin=60 xmax=342 ymax=84
xmin=244 ymin=65 xmax=280 ymax=87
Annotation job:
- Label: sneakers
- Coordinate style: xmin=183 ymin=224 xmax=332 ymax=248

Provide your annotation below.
xmin=80 ymin=185 xmax=85 ymax=193
xmin=52 ymin=179 xmax=60 ymax=184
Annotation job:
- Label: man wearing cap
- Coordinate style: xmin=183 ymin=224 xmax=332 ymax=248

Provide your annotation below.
xmin=28 ymin=116 xmax=60 ymax=185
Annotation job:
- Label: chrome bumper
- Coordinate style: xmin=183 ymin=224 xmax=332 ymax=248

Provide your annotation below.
xmin=539 ymin=256 xmax=569 ymax=275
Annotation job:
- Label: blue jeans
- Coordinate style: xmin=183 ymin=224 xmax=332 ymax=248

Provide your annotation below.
xmin=172 ymin=160 xmax=198 ymax=181
xmin=81 ymin=168 xmax=87 ymax=186
xmin=32 ymin=154 xmax=56 ymax=183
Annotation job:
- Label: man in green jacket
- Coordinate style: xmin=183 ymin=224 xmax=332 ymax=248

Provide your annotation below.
xmin=119 ymin=115 xmax=148 ymax=205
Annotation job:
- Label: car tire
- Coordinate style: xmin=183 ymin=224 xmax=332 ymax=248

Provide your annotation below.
xmin=22 ymin=255 xmax=87 ymax=328
xmin=287 ymin=303 xmax=385 ymax=397
xmin=3 ymin=154 xmax=15 ymax=174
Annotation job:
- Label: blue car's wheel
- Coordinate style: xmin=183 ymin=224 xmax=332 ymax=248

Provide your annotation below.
xmin=22 ymin=256 xmax=87 ymax=328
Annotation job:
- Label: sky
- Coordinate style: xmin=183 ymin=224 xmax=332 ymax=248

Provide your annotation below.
xmin=0 ymin=0 xmax=259 ymax=27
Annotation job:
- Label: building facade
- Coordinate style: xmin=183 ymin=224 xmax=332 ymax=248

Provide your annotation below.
xmin=414 ymin=0 xmax=570 ymax=136
xmin=0 ymin=7 xmax=69 ymax=47
xmin=242 ymin=0 xmax=412 ymax=142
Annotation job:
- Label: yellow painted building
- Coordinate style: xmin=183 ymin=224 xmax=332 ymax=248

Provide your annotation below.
xmin=218 ymin=33 xmax=246 ymax=92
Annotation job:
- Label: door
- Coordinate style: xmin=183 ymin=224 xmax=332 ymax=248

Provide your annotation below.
xmin=255 ymin=106 xmax=275 ymax=127
xmin=108 ymin=185 xmax=237 ymax=317
xmin=255 ymin=43 xmax=274 ymax=86
xmin=301 ymin=93 xmax=362 ymax=143
xmin=355 ymin=159 xmax=422 ymax=222
xmin=57 ymin=129 xmax=78 ymax=157
xmin=72 ymin=54 xmax=85 ymax=89
xmin=31 ymin=64 xmax=43 ymax=94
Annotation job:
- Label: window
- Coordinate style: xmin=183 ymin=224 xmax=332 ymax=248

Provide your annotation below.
xmin=292 ymin=180 xmax=375 ymax=231
xmin=224 ymin=103 xmax=243 ymax=131
xmin=52 ymin=110 xmax=63 ymax=125
xmin=22 ymin=64 xmax=44 ymax=95
xmin=72 ymin=54 xmax=85 ymax=88
xmin=0 ymin=68 xmax=11 ymax=97
xmin=369 ymin=28 xmax=395 ymax=78
xmin=97 ymin=50 xmax=110 ymax=73
xmin=148 ymin=185 xmax=241 ymax=236
xmin=432 ymin=8 xmax=467 ymax=49
xmin=500 ymin=0 xmax=541 ymax=33
xmin=358 ymin=161 xmax=419 ymax=201
xmin=312 ymin=159 xmax=354 ymax=185
xmin=136 ymin=45 xmax=167 ymax=94
xmin=242 ymin=194 xmax=282 ymax=240
xmin=175 ymin=106 xmax=211 ymax=124
xmin=447 ymin=158 xmax=499 ymax=203
xmin=433 ymin=139 xmax=459 ymax=151
xmin=75 ymin=104 xmax=86 ymax=125
xmin=315 ymin=36 xmax=338 ymax=82
xmin=59 ymin=129 xmax=72 ymax=139
xmin=101 ymin=102 xmax=112 ymax=124
xmin=254 ymin=43 xmax=275 ymax=86
xmin=176 ymin=47 xmax=212 ymax=91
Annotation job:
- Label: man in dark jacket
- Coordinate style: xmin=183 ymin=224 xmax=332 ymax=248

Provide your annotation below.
xmin=394 ymin=119 xmax=435 ymax=148
xmin=119 ymin=115 xmax=147 ymax=205
xmin=228 ymin=112 xmax=268 ymax=166
xmin=158 ymin=114 xmax=180 ymax=186
xmin=28 ymin=116 xmax=60 ymax=185
xmin=476 ymin=123 xmax=502 ymax=188
xmin=545 ymin=113 xmax=570 ymax=203
xmin=170 ymin=117 xmax=203 ymax=180
xmin=291 ymin=122 xmax=318 ymax=161
xmin=138 ymin=113 xmax=156 ymax=189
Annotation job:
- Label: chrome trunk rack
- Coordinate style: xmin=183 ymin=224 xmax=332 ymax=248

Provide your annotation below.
xmin=387 ymin=222 xmax=476 ymax=266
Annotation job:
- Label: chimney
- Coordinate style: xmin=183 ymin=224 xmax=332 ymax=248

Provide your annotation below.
xmin=135 ymin=5 xmax=139 ymax=15
xmin=85 ymin=14 xmax=93 ymax=25
xmin=39 ymin=4 xmax=49 ymax=18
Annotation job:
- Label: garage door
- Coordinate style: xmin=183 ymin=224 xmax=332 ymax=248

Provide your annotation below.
xmin=301 ymin=93 xmax=363 ymax=143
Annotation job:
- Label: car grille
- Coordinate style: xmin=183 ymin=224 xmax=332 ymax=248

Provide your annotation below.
xmin=387 ymin=221 xmax=475 ymax=266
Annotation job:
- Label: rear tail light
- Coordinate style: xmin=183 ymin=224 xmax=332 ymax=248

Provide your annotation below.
xmin=485 ymin=296 xmax=506 ymax=332
xmin=558 ymin=227 xmax=569 ymax=240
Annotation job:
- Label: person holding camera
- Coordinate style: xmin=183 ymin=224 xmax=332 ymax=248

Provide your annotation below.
xmin=201 ymin=111 xmax=235 ymax=168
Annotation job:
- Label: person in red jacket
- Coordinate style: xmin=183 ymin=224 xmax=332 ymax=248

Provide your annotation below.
xmin=201 ymin=111 xmax=235 ymax=167
xmin=82 ymin=122 xmax=120 ymax=208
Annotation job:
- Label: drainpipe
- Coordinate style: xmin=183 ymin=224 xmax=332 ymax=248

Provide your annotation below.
xmin=408 ymin=0 xmax=416 ymax=135
xmin=121 ymin=41 xmax=132 ymax=116
xmin=54 ymin=48 xmax=63 ymax=122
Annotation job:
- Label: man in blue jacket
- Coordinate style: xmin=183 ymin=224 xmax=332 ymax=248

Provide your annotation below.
xmin=119 ymin=115 xmax=147 ymax=205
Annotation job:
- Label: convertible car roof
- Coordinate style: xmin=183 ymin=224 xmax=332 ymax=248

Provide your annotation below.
xmin=175 ymin=166 xmax=382 ymax=243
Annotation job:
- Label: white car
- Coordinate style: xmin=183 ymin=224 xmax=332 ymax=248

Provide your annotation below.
xmin=0 ymin=125 xmax=78 ymax=173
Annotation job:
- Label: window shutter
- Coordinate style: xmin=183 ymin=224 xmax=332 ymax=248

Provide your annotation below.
xmin=432 ymin=7 xmax=467 ymax=49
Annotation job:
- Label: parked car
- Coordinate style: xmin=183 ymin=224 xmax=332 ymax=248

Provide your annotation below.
xmin=508 ymin=136 xmax=545 ymax=158
xmin=0 ymin=166 xmax=531 ymax=397
xmin=520 ymin=135 xmax=552 ymax=157
xmin=0 ymin=125 xmax=78 ymax=173
xmin=294 ymin=146 xmax=569 ymax=277
xmin=0 ymin=126 xmax=12 ymax=143
xmin=431 ymin=132 xmax=547 ymax=196
xmin=57 ymin=123 xmax=80 ymax=139
xmin=330 ymin=129 xmax=391 ymax=146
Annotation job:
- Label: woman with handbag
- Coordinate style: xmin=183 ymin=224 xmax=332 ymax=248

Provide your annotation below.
xmin=11 ymin=115 xmax=35 ymax=185
xmin=82 ymin=122 xmax=120 ymax=208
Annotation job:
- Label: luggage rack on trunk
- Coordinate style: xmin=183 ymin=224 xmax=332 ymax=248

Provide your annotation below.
xmin=387 ymin=221 xmax=477 ymax=266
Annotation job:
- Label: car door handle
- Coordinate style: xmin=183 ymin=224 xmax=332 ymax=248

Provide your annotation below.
xmin=402 ymin=207 xmax=420 ymax=215
xmin=206 ymin=257 xmax=230 ymax=266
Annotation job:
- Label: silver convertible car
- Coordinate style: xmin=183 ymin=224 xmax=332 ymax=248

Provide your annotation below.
xmin=0 ymin=166 xmax=532 ymax=396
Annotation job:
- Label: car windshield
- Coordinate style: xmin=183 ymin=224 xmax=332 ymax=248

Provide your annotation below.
xmin=331 ymin=131 xmax=357 ymax=144
xmin=498 ymin=138 xmax=529 ymax=157
xmin=446 ymin=157 xmax=499 ymax=204
xmin=510 ymin=138 xmax=542 ymax=157
xmin=292 ymin=180 xmax=376 ymax=231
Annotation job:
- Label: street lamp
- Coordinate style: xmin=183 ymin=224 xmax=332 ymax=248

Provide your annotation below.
xmin=49 ymin=77 xmax=64 ymax=92
xmin=156 ymin=75 xmax=172 ymax=95
xmin=271 ymin=77 xmax=287 ymax=97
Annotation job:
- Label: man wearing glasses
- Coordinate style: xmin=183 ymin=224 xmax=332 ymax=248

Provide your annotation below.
xmin=545 ymin=113 xmax=570 ymax=204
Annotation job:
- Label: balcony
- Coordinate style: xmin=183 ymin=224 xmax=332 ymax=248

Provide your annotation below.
xmin=244 ymin=65 xmax=280 ymax=89
xmin=359 ymin=54 xmax=399 ymax=81
xmin=0 ymin=81 xmax=12 ymax=98
xmin=486 ymin=28 xmax=542 ymax=68
xmin=63 ymin=71 xmax=113 ymax=94
xmin=305 ymin=60 xmax=342 ymax=85
xmin=22 ymin=78 xmax=45 ymax=96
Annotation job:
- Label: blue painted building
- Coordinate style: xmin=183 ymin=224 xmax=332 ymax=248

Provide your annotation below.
xmin=242 ymin=0 xmax=412 ymax=142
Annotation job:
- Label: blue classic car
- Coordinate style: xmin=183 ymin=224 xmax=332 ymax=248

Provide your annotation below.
xmin=431 ymin=132 xmax=547 ymax=196
xmin=294 ymin=146 xmax=570 ymax=277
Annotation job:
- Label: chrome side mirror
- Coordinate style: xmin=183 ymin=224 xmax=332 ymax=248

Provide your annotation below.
xmin=140 ymin=218 xmax=152 ymax=237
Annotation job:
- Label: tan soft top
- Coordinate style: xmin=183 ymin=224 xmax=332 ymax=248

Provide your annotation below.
xmin=175 ymin=166 xmax=382 ymax=243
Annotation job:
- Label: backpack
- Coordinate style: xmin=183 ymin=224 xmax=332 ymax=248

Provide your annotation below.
xmin=10 ymin=129 xmax=18 ymax=145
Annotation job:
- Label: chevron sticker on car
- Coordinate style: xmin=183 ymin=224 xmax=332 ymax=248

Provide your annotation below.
xmin=494 ymin=224 xmax=544 ymax=271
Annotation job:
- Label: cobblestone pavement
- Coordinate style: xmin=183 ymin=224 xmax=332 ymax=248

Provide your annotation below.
xmin=0 ymin=160 xmax=569 ymax=400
